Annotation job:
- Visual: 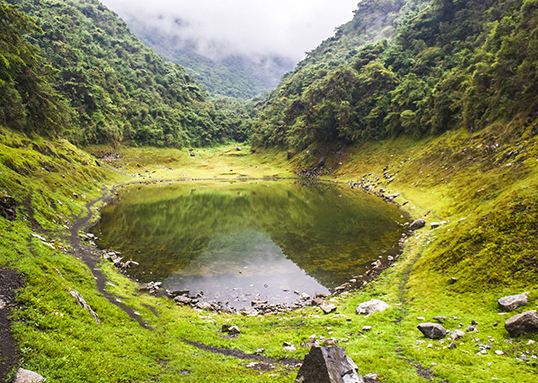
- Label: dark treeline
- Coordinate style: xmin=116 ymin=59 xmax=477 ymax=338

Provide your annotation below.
xmin=251 ymin=0 xmax=538 ymax=149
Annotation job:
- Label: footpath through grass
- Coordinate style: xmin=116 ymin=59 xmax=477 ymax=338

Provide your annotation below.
xmin=1 ymin=124 xmax=538 ymax=382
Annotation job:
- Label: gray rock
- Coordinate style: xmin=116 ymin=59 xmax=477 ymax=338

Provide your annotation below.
xmin=239 ymin=307 xmax=258 ymax=316
xmin=13 ymin=368 xmax=46 ymax=383
xmin=195 ymin=302 xmax=212 ymax=310
xmin=0 ymin=298 xmax=6 ymax=310
xmin=409 ymin=218 xmax=426 ymax=230
xmin=222 ymin=324 xmax=240 ymax=334
xmin=417 ymin=323 xmax=447 ymax=339
xmin=174 ymin=295 xmax=192 ymax=305
xmin=505 ymin=310 xmax=538 ymax=337
xmin=295 ymin=346 xmax=363 ymax=383
xmin=320 ymin=302 xmax=337 ymax=314
xmin=498 ymin=293 xmax=529 ymax=312
xmin=356 ymin=299 xmax=389 ymax=315
xmin=451 ymin=329 xmax=465 ymax=340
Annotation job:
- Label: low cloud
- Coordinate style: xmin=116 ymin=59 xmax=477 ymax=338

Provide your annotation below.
xmin=100 ymin=0 xmax=359 ymax=62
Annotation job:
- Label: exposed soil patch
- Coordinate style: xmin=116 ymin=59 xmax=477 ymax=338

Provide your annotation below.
xmin=183 ymin=339 xmax=302 ymax=368
xmin=0 ymin=268 xmax=24 ymax=381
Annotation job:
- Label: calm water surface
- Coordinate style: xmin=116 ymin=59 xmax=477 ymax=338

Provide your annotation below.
xmin=91 ymin=180 xmax=407 ymax=309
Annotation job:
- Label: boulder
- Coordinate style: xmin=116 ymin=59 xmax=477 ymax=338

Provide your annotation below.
xmin=409 ymin=218 xmax=426 ymax=231
xmin=13 ymin=368 xmax=46 ymax=383
xmin=417 ymin=323 xmax=447 ymax=339
xmin=505 ymin=310 xmax=538 ymax=337
xmin=498 ymin=293 xmax=529 ymax=312
xmin=356 ymin=299 xmax=389 ymax=315
xmin=295 ymin=346 xmax=362 ymax=383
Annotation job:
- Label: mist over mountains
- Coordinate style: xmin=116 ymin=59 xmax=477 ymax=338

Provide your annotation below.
xmin=99 ymin=0 xmax=359 ymax=98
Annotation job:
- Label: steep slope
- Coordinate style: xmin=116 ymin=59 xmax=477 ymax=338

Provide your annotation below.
xmin=5 ymin=0 xmax=230 ymax=147
xmin=252 ymin=0 xmax=537 ymax=149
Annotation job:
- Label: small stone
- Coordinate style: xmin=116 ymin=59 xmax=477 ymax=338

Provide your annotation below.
xmin=222 ymin=324 xmax=240 ymax=334
xmin=283 ymin=344 xmax=297 ymax=352
xmin=13 ymin=368 xmax=46 ymax=383
xmin=417 ymin=323 xmax=447 ymax=339
xmin=409 ymin=218 xmax=426 ymax=230
xmin=362 ymin=326 xmax=372 ymax=332
xmin=527 ymin=340 xmax=536 ymax=346
xmin=449 ymin=277 xmax=457 ymax=284
xmin=448 ymin=342 xmax=457 ymax=349
xmin=356 ymin=299 xmax=389 ymax=315
xmin=451 ymin=330 xmax=465 ymax=341
xmin=364 ymin=372 xmax=380 ymax=380
xmin=0 ymin=298 xmax=6 ymax=310
xmin=320 ymin=302 xmax=337 ymax=314
xmin=498 ymin=293 xmax=529 ymax=312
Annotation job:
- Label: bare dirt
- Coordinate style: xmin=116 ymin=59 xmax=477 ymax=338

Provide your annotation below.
xmin=0 ymin=268 xmax=24 ymax=382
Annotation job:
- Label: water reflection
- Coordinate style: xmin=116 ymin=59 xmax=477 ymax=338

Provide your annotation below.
xmin=165 ymin=230 xmax=330 ymax=308
xmin=91 ymin=180 xmax=407 ymax=309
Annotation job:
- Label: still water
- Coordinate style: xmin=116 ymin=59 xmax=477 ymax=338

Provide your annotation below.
xmin=91 ymin=180 xmax=407 ymax=309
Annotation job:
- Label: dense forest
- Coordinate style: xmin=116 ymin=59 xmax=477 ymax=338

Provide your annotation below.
xmin=1 ymin=0 xmax=252 ymax=147
xmin=4 ymin=0 xmax=538 ymax=150
xmin=251 ymin=0 xmax=538 ymax=149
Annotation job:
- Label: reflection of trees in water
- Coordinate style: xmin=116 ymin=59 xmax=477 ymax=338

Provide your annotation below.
xmin=92 ymin=181 xmax=406 ymax=286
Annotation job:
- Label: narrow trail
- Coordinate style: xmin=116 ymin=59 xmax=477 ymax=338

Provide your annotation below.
xmin=393 ymin=233 xmax=447 ymax=382
xmin=70 ymin=189 xmax=152 ymax=330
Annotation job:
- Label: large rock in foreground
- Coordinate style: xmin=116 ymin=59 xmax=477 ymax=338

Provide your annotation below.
xmin=417 ymin=323 xmax=447 ymax=339
xmin=13 ymin=369 xmax=46 ymax=383
xmin=498 ymin=293 xmax=529 ymax=312
xmin=356 ymin=299 xmax=389 ymax=315
xmin=505 ymin=310 xmax=538 ymax=337
xmin=295 ymin=347 xmax=362 ymax=383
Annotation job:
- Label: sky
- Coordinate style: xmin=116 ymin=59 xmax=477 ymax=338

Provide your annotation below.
xmin=99 ymin=0 xmax=360 ymax=62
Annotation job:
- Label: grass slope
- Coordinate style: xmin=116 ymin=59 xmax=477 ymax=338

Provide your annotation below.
xmin=1 ymin=122 xmax=538 ymax=382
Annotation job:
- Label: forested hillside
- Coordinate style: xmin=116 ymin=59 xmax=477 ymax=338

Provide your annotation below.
xmin=3 ymin=0 xmax=238 ymax=147
xmin=252 ymin=0 xmax=538 ymax=149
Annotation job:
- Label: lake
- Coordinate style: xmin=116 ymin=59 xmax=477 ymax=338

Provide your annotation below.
xmin=91 ymin=180 xmax=407 ymax=309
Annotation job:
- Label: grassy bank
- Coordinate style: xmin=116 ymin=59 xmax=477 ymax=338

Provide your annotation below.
xmin=1 ymin=123 xmax=538 ymax=382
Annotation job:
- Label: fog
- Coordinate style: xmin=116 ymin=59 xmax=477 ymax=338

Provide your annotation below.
xmin=99 ymin=0 xmax=359 ymax=62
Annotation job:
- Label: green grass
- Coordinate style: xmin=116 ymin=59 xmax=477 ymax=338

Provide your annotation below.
xmin=2 ymin=123 xmax=538 ymax=382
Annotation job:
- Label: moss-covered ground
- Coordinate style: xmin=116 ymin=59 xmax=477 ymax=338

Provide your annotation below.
xmin=1 ymin=123 xmax=538 ymax=382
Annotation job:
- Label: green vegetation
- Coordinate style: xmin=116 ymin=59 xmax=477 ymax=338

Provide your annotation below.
xmin=252 ymin=0 xmax=538 ymax=149
xmin=3 ymin=123 xmax=538 ymax=382
xmin=2 ymin=0 xmax=248 ymax=147
xmin=2 ymin=0 xmax=538 ymax=381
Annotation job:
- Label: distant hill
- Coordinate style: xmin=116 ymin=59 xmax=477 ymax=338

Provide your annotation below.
xmin=119 ymin=17 xmax=296 ymax=99
xmin=4 ymin=0 xmax=236 ymax=147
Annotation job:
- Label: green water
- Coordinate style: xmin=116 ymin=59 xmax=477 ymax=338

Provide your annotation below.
xmin=91 ymin=180 xmax=407 ymax=308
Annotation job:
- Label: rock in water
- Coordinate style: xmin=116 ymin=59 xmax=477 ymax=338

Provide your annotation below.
xmin=498 ymin=292 xmax=529 ymax=312
xmin=409 ymin=218 xmax=426 ymax=230
xmin=356 ymin=299 xmax=389 ymax=315
xmin=417 ymin=323 xmax=447 ymax=339
xmin=295 ymin=347 xmax=362 ymax=383
xmin=505 ymin=310 xmax=538 ymax=337
xmin=13 ymin=368 xmax=46 ymax=383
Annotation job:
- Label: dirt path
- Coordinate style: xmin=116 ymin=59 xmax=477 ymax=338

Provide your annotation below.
xmin=0 ymin=268 xmax=24 ymax=381
xmin=70 ymin=189 xmax=152 ymax=330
